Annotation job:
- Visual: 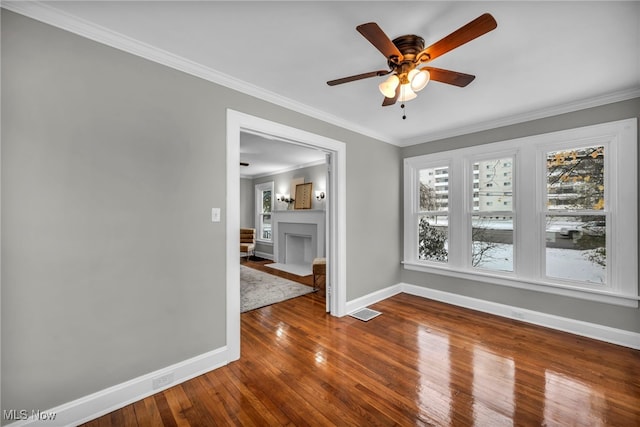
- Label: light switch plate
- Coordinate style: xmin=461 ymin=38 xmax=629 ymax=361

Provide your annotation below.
xmin=211 ymin=208 xmax=221 ymax=222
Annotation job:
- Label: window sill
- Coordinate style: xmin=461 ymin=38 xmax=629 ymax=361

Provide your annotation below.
xmin=401 ymin=261 xmax=639 ymax=308
xmin=256 ymin=240 xmax=273 ymax=246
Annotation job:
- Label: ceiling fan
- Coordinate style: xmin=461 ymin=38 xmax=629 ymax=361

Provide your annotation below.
xmin=327 ymin=13 xmax=497 ymax=111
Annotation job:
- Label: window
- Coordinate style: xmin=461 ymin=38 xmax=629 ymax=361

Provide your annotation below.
xmin=255 ymin=182 xmax=273 ymax=242
xmin=403 ymin=119 xmax=637 ymax=307
xmin=472 ymin=156 xmax=515 ymax=273
xmin=417 ymin=165 xmax=450 ymax=263
xmin=545 ymin=146 xmax=606 ymax=284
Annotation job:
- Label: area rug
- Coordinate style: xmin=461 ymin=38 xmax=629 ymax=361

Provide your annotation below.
xmin=241 ymin=265 xmax=314 ymax=312
xmin=265 ymin=262 xmax=312 ymax=277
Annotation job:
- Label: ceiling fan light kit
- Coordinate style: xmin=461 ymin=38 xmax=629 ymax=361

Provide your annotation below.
xmin=379 ymin=68 xmax=430 ymax=100
xmin=327 ymin=13 xmax=498 ymax=118
xmin=409 ymin=68 xmax=430 ymax=92
xmin=378 ymin=74 xmax=399 ymax=98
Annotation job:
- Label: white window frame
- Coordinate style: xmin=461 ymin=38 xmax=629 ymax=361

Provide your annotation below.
xmin=403 ymin=118 xmax=638 ymax=307
xmin=255 ymin=181 xmax=274 ymax=243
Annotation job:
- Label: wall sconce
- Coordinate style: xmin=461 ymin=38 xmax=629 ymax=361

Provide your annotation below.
xmin=276 ymin=193 xmax=295 ymax=204
xmin=315 ymin=191 xmax=325 ymax=201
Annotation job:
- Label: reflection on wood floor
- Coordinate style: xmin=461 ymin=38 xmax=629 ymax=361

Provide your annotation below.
xmin=83 ymin=292 xmax=640 ymax=426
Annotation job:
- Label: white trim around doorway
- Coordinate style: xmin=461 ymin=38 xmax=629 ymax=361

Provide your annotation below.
xmin=226 ymin=109 xmax=347 ymax=361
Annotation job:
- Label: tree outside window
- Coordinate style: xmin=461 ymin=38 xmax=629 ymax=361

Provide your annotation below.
xmin=545 ymin=146 xmax=606 ymax=283
xmin=418 ymin=167 xmax=449 ymax=262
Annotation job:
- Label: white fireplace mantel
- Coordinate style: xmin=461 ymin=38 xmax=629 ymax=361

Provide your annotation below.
xmin=272 ymin=209 xmax=325 ymax=265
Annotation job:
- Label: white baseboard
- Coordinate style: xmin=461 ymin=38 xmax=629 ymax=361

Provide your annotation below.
xmin=399 ymin=283 xmax=640 ymax=350
xmin=7 ymin=346 xmax=230 ymax=427
xmin=345 ymin=284 xmax=402 ymax=315
xmin=254 ymin=251 xmax=274 ymax=260
xmin=345 ymin=282 xmax=640 ymax=349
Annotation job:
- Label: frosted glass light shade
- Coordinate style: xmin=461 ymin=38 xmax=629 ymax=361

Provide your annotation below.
xmin=410 ymin=69 xmax=430 ymax=92
xmin=378 ymin=74 xmax=399 ymax=98
xmin=397 ymin=84 xmax=417 ymax=102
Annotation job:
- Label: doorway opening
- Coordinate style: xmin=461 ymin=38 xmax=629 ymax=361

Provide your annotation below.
xmin=239 ymin=131 xmax=327 ymax=310
xmin=226 ymin=110 xmax=346 ymax=361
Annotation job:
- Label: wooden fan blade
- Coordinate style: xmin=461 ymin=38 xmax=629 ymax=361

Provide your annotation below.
xmin=422 ymin=67 xmax=476 ymax=87
xmin=419 ymin=13 xmax=497 ymax=63
xmin=382 ymin=84 xmax=400 ymax=106
xmin=356 ymin=22 xmax=404 ymax=62
xmin=327 ymin=70 xmax=390 ymax=86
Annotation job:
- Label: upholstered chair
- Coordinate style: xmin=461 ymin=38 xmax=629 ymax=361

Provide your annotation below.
xmin=240 ymin=228 xmax=256 ymax=262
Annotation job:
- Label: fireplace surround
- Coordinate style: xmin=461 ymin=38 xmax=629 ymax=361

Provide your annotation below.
xmin=272 ymin=210 xmax=325 ymax=268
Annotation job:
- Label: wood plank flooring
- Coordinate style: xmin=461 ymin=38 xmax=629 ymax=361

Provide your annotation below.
xmin=82 ymin=290 xmax=640 ymax=426
xmin=241 ymin=257 xmax=316 ymax=287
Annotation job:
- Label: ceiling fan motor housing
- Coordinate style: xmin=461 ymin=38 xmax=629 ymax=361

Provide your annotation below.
xmin=390 ymin=35 xmax=425 ymax=63
xmin=388 ymin=34 xmax=429 ymax=82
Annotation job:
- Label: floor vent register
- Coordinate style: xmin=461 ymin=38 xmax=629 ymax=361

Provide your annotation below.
xmin=349 ymin=308 xmax=382 ymax=322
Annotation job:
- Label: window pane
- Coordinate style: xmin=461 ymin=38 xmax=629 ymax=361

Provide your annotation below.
xmin=419 ymin=167 xmax=449 ymax=211
xmin=262 ymin=190 xmax=272 ymax=213
xmin=545 ymin=215 xmax=606 ymax=284
xmin=261 ymin=214 xmax=271 ymax=240
xmin=547 ymin=146 xmax=604 ymax=210
xmin=473 ymin=158 xmax=513 ymax=212
xmin=472 ymin=216 xmax=513 ymax=272
xmin=418 ymin=215 xmax=448 ymax=262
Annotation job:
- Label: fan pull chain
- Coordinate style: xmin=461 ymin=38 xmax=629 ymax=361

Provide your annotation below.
xmin=401 ymin=103 xmax=406 ymax=120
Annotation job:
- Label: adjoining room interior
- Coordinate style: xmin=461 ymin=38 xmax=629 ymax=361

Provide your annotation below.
xmin=2 ymin=2 xmax=639 ymax=426
xmin=239 ymin=131 xmax=329 ymax=312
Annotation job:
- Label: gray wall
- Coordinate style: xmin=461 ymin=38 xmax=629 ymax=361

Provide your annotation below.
xmin=1 ymin=11 xmax=401 ymax=416
xmin=401 ymin=97 xmax=640 ymax=333
xmin=239 ymin=178 xmax=254 ymax=229
xmin=254 ymin=162 xmax=328 ymax=212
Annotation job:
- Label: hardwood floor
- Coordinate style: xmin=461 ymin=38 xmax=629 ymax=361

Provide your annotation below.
xmin=241 ymin=257 xmax=316 ymax=287
xmin=83 ymin=292 xmax=640 ymax=426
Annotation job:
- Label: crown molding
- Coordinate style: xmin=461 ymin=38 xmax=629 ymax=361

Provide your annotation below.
xmin=398 ymin=87 xmax=640 ymax=146
xmin=4 ymin=2 xmax=638 ymax=149
xmin=2 ymin=1 xmax=398 ymax=145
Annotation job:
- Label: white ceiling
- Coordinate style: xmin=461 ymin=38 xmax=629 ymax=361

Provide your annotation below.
xmin=7 ymin=1 xmax=640 ymax=148
xmin=240 ymin=132 xmax=326 ymax=178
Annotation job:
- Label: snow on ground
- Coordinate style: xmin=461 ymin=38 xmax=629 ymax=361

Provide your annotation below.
xmin=473 ymin=243 xmax=605 ymax=284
